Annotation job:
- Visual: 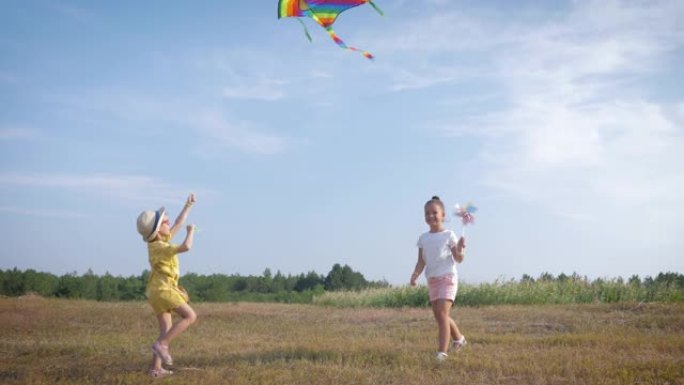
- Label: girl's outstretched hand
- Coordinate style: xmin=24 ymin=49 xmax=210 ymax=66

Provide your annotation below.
xmin=187 ymin=193 xmax=196 ymax=206
xmin=187 ymin=224 xmax=195 ymax=232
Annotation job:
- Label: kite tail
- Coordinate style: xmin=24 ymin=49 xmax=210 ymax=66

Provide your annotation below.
xmin=297 ymin=18 xmax=313 ymax=42
xmin=325 ymin=26 xmax=374 ymax=60
xmin=304 ymin=10 xmax=374 ymax=60
xmin=368 ymin=0 xmax=384 ymax=16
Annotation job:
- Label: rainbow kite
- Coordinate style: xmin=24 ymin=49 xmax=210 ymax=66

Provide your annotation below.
xmin=278 ymin=0 xmax=383 ymax=60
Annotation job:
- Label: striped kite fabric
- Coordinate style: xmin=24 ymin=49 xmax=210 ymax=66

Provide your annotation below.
xmin=278 ymin=0 xmax=383 ymax=60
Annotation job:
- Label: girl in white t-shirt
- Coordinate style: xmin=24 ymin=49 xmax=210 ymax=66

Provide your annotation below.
xmin=410 ymin=196 xmax=467 ymax=361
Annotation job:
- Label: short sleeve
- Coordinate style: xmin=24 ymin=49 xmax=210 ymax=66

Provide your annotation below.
xmin=416 ymin=234 xmax=423 ymax=248
xmin=149 ymin=241 xmax=179 ymax=263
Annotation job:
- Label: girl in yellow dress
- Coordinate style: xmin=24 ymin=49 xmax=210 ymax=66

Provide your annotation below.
xmin=136 ymin=193 xmax=197 ymax=377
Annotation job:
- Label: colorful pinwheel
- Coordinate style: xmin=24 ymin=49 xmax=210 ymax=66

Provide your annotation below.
xmin=454 ymin=203 xmax=477 ymax=235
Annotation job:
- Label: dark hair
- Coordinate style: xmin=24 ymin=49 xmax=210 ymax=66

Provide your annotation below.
xmin=424 ymin=196 xmax=445 ymax=211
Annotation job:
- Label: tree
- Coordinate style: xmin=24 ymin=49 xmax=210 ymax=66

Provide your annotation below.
xmin=118 ymin=275 xmax=145 ymax=300
xmin=2 ymin=268 xmax=26 ymax=295
xmin=520 ymin=274 xmax=535 ymax=283
xmin=97 ymin=273 xmax=119 ymax=301
xmin=80 ymin=269 xmax=98 ymax=300
xmin=56 ymin=272 xmax=81 ymax=298
xmin=23 ymin=269 xmax=58 ymax=296
xmin=325 ymin=264 xmax=344 ymax=291
xmin=324 ymin=264 xmax=368 ymax=291
xmin=271 ymin=270 xmax=287 ymax=293
xmin=295 ymin=271 xmax=324 ymax=292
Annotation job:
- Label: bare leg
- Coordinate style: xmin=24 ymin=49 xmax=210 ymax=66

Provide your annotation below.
xmin=431 ymin=299 xmax=453 ymax=354
xmin=449 ymin=317 xmax=464 ymax=341
xmin=158 ymin=304 xmax=197 ymax=347
xmin=151 ymin=312 xmax=172 ymax=371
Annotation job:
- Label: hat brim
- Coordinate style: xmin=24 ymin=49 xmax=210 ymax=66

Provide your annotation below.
xmin=145 ymin=206 xmax=166 ymax=242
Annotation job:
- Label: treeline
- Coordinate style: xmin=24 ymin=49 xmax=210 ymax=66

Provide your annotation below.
xmin=3 ymin=268 xmax=682 ymax=307
xmin=314 ymin=272 xmax=684 ymax=307
xmin=0 ymin=264 xmax=389 ymax=303
xmin=457 ymin=271 xmax=684 ymax=306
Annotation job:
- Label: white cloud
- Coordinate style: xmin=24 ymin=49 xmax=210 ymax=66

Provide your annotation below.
xmin=371 ymin=0 xmax=683 ymax=93
xmin=193 ymin=50 xmax=293 ymax=101
xmin=395 ymin=1 xmax=684 ymax=242
xmin=0 ymin=205 xmax=85 ymax=218
xmin=0 ymin=172 xmax=191 ymax=204
xmin=223 ymin=81 xmax=286 ymax=101
xmin=388 ymin=65 xmax=478 ymax=91
xmin=473 ymin=1 xmax=684 ymax=241
xmin=0 ymin=128 xmax=40 ymax=141
xmin=49 ymin=89 xmax=293 ymax=155
xmin=194 ymin=112 xmax=289 ymax=155
xmin=371 ymin=12 xmax=499 ymax=54
xmin=0 ymin=72 xmax=18 ymax=84
xmin=47 ymin=0 xmax=94 ymax=24
xmin=482 ymin=101 xmax=684 ymax=202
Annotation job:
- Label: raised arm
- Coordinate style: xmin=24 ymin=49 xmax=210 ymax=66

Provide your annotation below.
xmin=410 ymin=249 xmax=426 ymax=286
xmin=176 ymin=225 xmax=195 ymax=253
xmin=170 ymin=193 xmax=195 ymax=238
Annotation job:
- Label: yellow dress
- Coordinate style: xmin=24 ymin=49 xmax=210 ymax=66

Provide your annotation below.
xmin=146 ymin=235 xmax=189 ymax=314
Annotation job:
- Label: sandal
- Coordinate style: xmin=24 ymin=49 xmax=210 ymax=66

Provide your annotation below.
xmin=149 ymin=368 xmax=173 ymax=378
xmin=451 ymin=336 xmax=467 ymax=351
xmin=152 ymin=341 xmax=173 ymax=366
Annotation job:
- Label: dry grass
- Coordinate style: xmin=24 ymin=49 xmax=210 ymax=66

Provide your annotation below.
xmin=1 ymin=297 xmax=683 ymax=384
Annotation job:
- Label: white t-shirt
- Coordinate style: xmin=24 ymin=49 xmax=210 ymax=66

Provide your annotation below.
xmin=417 ymin=229 xmax=459 ymax=278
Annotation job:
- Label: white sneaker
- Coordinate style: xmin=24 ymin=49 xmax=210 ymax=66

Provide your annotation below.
xmin=451 ymin=336 xmax=467 ymax=351
xmin=435 ymin=352 xmax=449 ymax=362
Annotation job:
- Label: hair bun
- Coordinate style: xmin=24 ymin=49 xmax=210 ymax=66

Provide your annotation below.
xmin=431 ymin=196 xmax=440 ymax=201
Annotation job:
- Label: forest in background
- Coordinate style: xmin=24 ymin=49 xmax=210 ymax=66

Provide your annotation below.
xmin=1 ymin=267 xmax=682 ymax=306
xmin=0 ymin=264 xmax=387 ymax=303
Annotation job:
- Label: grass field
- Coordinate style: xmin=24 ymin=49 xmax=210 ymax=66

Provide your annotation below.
xmin=1 ymin=296 xmax=683 ymax=384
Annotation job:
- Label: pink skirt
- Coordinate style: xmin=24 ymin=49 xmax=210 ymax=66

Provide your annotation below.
xmin=428 ymin=274 xmax=458 ymax=302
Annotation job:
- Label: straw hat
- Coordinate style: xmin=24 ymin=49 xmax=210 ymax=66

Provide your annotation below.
xmin=136 ymin=207 xmax=166 ymax=242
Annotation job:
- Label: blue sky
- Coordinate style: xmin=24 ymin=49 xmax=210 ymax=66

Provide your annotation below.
xmin=1 ymin=0 xmax=683 ymax=284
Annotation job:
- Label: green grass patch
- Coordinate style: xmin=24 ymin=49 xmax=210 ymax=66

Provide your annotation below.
xmin=313 ymin=275 xmax=684 ymax=308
